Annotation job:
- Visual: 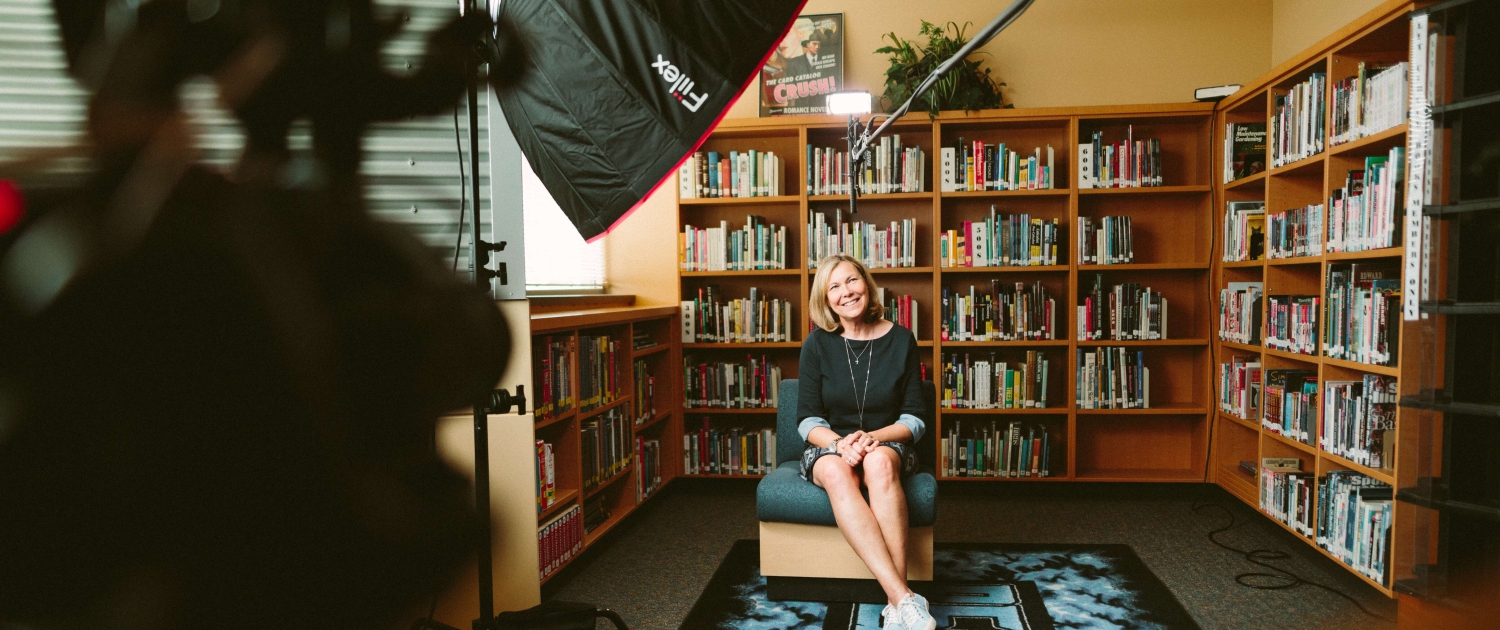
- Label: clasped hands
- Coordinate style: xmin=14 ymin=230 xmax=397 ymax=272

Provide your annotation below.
xmin=835 ymin=431 xmax=880 ymax=466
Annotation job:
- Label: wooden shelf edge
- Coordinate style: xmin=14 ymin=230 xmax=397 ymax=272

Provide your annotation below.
xmin=630 ymin=344 xmax=671 ymax=359
xmin=1322 ymin=356 xmax=1400 ymax=376
xmin=937 ymin=474 xmax=1069 ymax=481
xmin=578 ymin=396 xmax=631 ymax=423
xmin=635 ymin=411 xmax=672 ymax=432
xmin=940 ymin=407 xmax=1068 ymax=415
xmin=1263 ymin=428 xmax=1318 ymax=455
xmin=582 ymin=463 xmax=633 ymax=500
xmin=682 ymin=342 xmax=801 ymax=349
xmin=1324 ymin=247 xmax=1404 ymax=261
xmin=1267 ymin=152 xmax=1326 ymax=177
xmin=535 ymin=411 xmax=576 ymax=430
xmin=1078 ymin=184 xmax=1211 ymax=195
xmin=537 ymin=488 xmax=580 ymax=522
xmin=1219 ymin=411 xmax=1261 ymax=432
xmin=683 ymin=407 xmax=778 ymax=414
xmin=1329 ymin=123 xmax=1408 ymax=156
xmin=1223 ymin=170 xmax=1268 ymax=190
xmin=1319 ymin=449 xmax=1397 ymax=485
xmin=681 ymin=269 xmax=802 ymax=277
xmin=680 ymin=195 xmax=800 ymax=205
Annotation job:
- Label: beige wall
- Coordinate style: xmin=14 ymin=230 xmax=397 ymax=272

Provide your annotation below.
xmin=727 ymin=0 xmax=1272 ymax=117
xmin=608 ymin=0 xmax=1281 ymax=305
xmin=1271 ymin=0 xmax=1387 ymax=66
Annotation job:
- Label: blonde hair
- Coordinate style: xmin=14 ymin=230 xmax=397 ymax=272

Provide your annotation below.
xmin=808 ymin=254 xmax=884 ymax=332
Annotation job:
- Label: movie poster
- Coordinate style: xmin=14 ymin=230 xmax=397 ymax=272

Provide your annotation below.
xmin=759 ymin=13 xmax=844 ymax=116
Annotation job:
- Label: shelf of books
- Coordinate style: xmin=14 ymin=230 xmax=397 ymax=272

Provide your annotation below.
xmin=530 ymin=308 xmax=679 ymax=584
xmin=679 ymin=102 xmax=1215 ymax=485
xmin=1211 ymin=1 xmax=1421 ymax=597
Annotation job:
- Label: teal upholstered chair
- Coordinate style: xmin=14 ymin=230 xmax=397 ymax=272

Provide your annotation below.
xmin=755 ymin=378 xmax=936 ymax=603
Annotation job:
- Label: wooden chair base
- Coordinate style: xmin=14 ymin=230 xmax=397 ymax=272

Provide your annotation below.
xmin=759 ymin=521 xmax=933 ymax=603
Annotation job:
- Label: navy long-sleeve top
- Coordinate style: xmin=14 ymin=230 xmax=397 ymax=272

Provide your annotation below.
xmin=796 ymin=324 xmax=926 ymax=444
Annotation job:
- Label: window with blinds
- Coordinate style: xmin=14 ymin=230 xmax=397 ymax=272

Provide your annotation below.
xmin=0 ymin=0 xmax=496 ymax=273
xmin=522 ymin=156 xmax=606 ymax=293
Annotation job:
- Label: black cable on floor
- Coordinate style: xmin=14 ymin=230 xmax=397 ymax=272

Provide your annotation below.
xmin=1190 ymin=501 xmax=1393 ymax=622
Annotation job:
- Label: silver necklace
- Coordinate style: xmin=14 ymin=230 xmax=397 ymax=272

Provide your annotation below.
xmin=843 ymin=335 xmax=875 ymax=431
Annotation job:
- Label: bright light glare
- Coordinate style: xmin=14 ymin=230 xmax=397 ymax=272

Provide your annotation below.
xmin=826 ymin=91 xmax=872 ymax=115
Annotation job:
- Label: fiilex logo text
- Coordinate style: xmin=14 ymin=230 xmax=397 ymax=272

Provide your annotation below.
xmin=652 ymin=54 xmax=708 ymax=113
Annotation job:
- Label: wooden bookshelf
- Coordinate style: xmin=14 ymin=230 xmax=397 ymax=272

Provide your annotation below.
xmin=1209 ymin=0 xmax=1425 ymax=597
xmin=529 ymin=306 xmax=680 ymax=584
xmin=679 ymin=102 xmax=1216 ymax=485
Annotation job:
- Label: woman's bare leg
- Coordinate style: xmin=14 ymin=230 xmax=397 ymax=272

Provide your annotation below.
xmin=812 ymin=455 xmax=909 ymax=605
xmin=861 ymin=446 xmax=908 ymax=580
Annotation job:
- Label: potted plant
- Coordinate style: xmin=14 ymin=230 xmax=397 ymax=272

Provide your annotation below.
xmin=875 ymin=21 xmax=1008 ymax=116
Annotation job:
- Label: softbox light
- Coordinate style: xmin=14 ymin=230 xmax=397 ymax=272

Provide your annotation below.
xmin=494 ymin=0 xmax=807 ymax=241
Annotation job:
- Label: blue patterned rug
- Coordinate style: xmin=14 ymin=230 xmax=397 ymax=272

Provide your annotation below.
xmin=680 ymin=540 xmax=1200 ymax=630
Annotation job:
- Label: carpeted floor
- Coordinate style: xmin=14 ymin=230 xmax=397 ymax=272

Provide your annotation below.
xmin=544 ymin=480 xmax=1397 ymax=630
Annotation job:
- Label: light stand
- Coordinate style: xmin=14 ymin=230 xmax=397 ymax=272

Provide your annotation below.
xmin=836 ymin=0 xmax=1036 ymax=214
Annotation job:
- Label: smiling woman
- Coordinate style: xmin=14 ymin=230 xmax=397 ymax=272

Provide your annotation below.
xmin=796 ymin=254 xmax=936 ymax=630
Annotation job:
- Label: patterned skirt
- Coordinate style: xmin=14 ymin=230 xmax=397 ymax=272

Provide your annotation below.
xmin=798 ymin=441 xmax=920 ymax=482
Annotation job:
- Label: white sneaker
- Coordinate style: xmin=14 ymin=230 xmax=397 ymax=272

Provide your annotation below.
xmin=897 ymin=592 xmax=936 ymax=630
xmin=880 ymin=603 xmax=907 ymax=630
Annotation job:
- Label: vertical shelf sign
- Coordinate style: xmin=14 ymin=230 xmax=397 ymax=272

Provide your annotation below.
xmin=1405 ymin=13 xmax=1429 ymax=321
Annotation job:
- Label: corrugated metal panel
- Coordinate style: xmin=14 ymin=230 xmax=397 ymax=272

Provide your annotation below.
xmin=0 ymin=0 xmax=486 ymax=268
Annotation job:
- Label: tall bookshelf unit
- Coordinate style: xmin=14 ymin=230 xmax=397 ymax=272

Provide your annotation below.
xmin=529 ymin=307 xmax=680 ymax=584
xmin=678 ymin=102 xmax=1216 ymax=484
xmin=1210 ymin=0 xmax=1425 ymax=597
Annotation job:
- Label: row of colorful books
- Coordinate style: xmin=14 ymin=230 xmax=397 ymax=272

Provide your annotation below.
xmin=679 ymin=217 xmax=789 ymax=271
xmin=1217 ymin=356 xmax=1261 ymax=420
xmin=578 ymin=334 xmax=621 ymax=411
xmin=939 ymin=211 xmax=1061 ymax=268
xmin=679 ymin=286 xmax=795 ymax=343
xmin=535 ymin=335 xmax=575 ymax=418
xmin=633 ymin=359 xmax=657 ymax=422
xmin=939 ymin=351 xmax=1052 ymax=410
xmin=1327 ymin=147 xmax=1405 ymax=253
xmin=681 ymin=355 xmax=782 ymax=409
xmin=1076 ymin=347 xmax=1149 ymax=409
xmin=636 ymin=436 xmax=664 ymax=503
xmin=1318 ymin=471 xmax=1392 ymax=583
xmin=1271 ymin=72 xmax=1327 ymax=168
xmin=538 ymin=504 xmax=582 ymax=580
xmin=1260 ymin=459 xmax=1308 ymax=537
xmin=1265 ymin=295 xmax=1319 ymax=356
xmin=1078 ymin=128 xmax=1163 ymax=188
xmin=1218 ymin=282 xmax=1264 ymax=345
xmin=878 ymin=289 xmax=921 ymax=337
xmin=536 ymin=440 xmax=558 ymax=512
xmin=1267 ymin=203 xmax=1324 ymax=259
xmin=1077 ymin=276 xmax=1168 ymax=341
xmin=939 ymin=140 xmax=1056 ymax=192
xmin=1325 ymin=262 xmax=1401 ymax=366
xmin=683 ymin=423 xmax=777 ymax=475
xmin=1322 ymin=375 xmax=1397 ymax=470
xmin=1223 ymin=122 xmax=1267 ymax=183
xmin=1222 ymin=201 xmax=1265 ymax=262
xmin=807 ymin=210 xmax=918 ymax=269
xmin=1076 ymin=215 xmax=1134 ymax=265
xmin=1331 ymin=62 xmax=1409 ymax=146
xmin=582 ymin=407 xmax=632 ymax=493
xmin=941 ymin=420 xmax=1054 ymax=477
xmin=807 ymin=136 xmax=927 ymax=196
xmin=1264 ymin=369 xmax=1317 ymax=445
xmin=678 ymin=149 xmax=786 ymax=199
xmin=1260 ymin=458 xmax=1315 ymax=537
xmin=940 ymin=281 xmax=1057 ymax=342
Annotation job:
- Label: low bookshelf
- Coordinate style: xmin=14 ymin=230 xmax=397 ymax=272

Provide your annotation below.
xmin=678 ymin=102 xmax=1215 ymax=485
xmin=528 ymin=305 xmax=680 ymax=584
xmin=1211 ymin=0 xmax=1424 ymax=597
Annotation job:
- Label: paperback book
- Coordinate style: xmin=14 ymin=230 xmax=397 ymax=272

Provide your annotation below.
xmin=940 ymin=207 xmax=1060 ymax=267
xmin=941 ymin=138 xmax=1055 ymax=192
xmin=1075 ymin=347 xmax=1149 ymax=409
xmin=578 ymin=334 xmax=622 ymax=411
xmin=679 ymin=285 xmax=793 ymax=343
xmin=1078 ymin=127 xmax=1162 ymax=188
xmin=1223 ymin=122 xmax=1267 ymax=183
xmin=1222 ymin=201 xmax=1266 ymax=262
xmin=681 ymin=354 xmax=781 ymax=409
xmin=1266 ymin=204 xmax=1324 ymax=259
xmin=1327 ymin=146 xmax=1404 ymax=253
xmin=941 ymin=419 xmax=1054 ymax=477
xmin=940 ymin=281 xmax=1056 ymax=341
xmin=940 ymin=351 xmax=1051 ymax=410
xmin=1321 ymin=375 xmax=1398 ymax=469
xmin=680 ymin=217 xmax=789 ymax=271
xmin=1265 ymin=295 xmax=1319 ymax=356
xmin=808 ymin=135 xmax=926 ymax=195
xmin=678 ymin=150 xmax=785 ymax=199
xmin=1331 ymin=62 xmax=1409 ymax=146
xmin=1218 ymin=282 xmax=1264 ymax=345
xmin=683 ymin=421 xmax=776 ymax=475
xmin=581 ymin=406 xmax=632 ymax=492
xmin=1218 ymin=356 xmax=1262 ymax=420
xmin=1324 ymin=262 xmax=1401 ymax=366
xmin=1263 ymin=369 xmax=1317 ymax=445
xmin=806 ymin=208 xmax=917 ymax=268
xmin=1077 ymin=274 xmax=1168 ymax=341
xmin=1076 ymin=215 xmax=1134 ymax=265
xmin=1318 ymin=471 xmax=1393 ymax=584
xmin=1271 ymin=72 xmax=1327 ymax=167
